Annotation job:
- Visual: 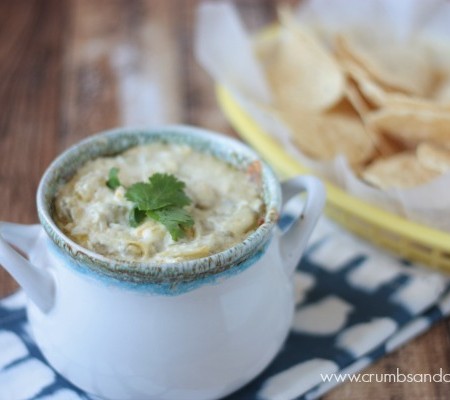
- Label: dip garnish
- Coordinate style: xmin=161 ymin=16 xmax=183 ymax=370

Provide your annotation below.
xmin=107 ymin=168 xmax=194 ymax=240
xmin=106 ymin=167 xmax=121 ymax=190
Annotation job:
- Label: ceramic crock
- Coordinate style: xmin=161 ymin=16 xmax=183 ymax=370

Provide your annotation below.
xmin=0 ymin=125 xmax=325 ymax=400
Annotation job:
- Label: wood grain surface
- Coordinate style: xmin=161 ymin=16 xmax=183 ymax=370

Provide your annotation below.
xmin=0 ymin=1 xmax=449 ymax=399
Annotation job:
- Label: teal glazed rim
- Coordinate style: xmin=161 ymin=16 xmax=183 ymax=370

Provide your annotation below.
xmin=36 ymin=125 xmax=281 ymax=286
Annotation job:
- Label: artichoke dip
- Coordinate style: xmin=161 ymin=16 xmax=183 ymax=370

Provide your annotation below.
xmin=54 ymin=143 xmax=264 ymax=263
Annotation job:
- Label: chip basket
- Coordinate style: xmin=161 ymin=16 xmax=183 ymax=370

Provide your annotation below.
xmin=216 ymin=85 xmax=450 ymax=273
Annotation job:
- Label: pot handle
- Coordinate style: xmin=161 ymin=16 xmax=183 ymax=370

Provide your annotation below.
xmin=0 ymin=222 xmax=54 ymax=312
xmin=279 ymin=176 xmax=326 ymax=276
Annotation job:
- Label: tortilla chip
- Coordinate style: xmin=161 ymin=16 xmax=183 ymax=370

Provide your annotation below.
xmin=362 ymin=152 xmax=440 ymax=190
xmin=433 ymin=75 xmax=450 ymax=104
xmin=417 ymin=142 xmax=450 ymax=174
xmin=366 ymin=107 xmax=450 ymax=146
xmin=336 ymin=32 xmax=435 ymax=96
xmin=258 ymin=9 xmax=345 ymax=112
xmin=340 ymin=58 xmax=450 ymax=115
xmin=282 ymin=98 xmax=375 ymax=166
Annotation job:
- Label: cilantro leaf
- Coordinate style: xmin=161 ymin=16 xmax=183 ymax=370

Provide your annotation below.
xmin=125 ymin=173 xmax=191 ymax=211
xmin=106 ymin=167 xmax=121 ymax=190
xmin=147 ymin=207 xmax=194 ymax=241
xmin=125 ymin=182 xmax=156 ymax=210
xmin=123 ymin=173 xmax=194 ymax=240
xmin=129 ymin=207 xmax=146 ymax=227
xmin=148 ymin=173 xmax=191 ymax=208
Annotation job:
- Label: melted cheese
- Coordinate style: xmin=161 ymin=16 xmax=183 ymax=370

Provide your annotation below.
xmin=54 ymin=143 xmax=264 ymax=264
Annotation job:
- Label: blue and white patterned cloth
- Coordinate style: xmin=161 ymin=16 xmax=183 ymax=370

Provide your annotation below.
xmin=1 ymin=216 xmax=450 ymax=400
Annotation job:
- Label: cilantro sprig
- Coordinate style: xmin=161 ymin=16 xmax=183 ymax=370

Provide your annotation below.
xmin=106 ymin=168 xmax=194 ymax=240
xmin=106 ymin=167 xmax=121 ymax=190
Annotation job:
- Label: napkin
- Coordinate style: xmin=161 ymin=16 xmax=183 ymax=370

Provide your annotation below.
xmin=1 ymin=213 xmax=449 ymax=400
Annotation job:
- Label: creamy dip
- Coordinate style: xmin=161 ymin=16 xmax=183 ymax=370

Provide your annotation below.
xmin=54 ymin=143 xmax=264 ymax=263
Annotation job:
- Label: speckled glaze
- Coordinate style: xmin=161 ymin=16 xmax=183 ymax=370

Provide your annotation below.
xmin=0 ymin=125 xmax=326 ymax=400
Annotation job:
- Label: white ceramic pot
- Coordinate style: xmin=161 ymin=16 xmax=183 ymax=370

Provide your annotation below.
xmin=0 ymin=126 xmax=325 ymax=400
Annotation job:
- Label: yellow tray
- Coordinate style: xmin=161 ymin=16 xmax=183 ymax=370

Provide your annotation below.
xmin=216 ymin=85 xmax=450 ymax=273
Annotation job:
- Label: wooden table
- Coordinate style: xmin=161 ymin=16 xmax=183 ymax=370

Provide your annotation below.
xmin=1 ymin=1 xmax=449 ymax=399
